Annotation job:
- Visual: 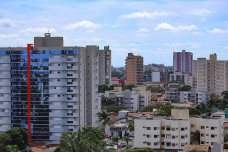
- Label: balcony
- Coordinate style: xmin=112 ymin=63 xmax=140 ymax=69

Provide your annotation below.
xmin=50 ymin=136 xmax=61 ymax=141
xmin=0 ymin=104 xmax=11 ymax=109
xmin=49 ymin=105 xmax=67 ymax=109
xmin=66 ymin=74 xmax=79 ymax=78
xmin=0 ymin=97 xmax=11 ymax=101
xmin=66 ymin=113 xmax=79 ymax=117
xmin=49 ymin=97 xmax=67 ymax=101
xmin=0 ymin=89 xmax=11 ymax=94
xmin=49 ymin=58 xmax=78 ymax=63
xmin=0 ymin=119 xmax=11 ymax=124
xmin=49 ymin=66 xmax=79 ymax=71
xmin=0 ymin=112 xmax=11 ymax=116
xmin=50 ymin=127 xmax=67 ymax=133
xmin=49 ymin=74 xmax=67 ymax=78
xmin=0 ymin=58 xmax=10 ymax=63
xmin=50 ymin=120 xmax=66 ymax=125
xmin=67 ymin=105 xmax=78 ymax=109
xmin=66 ymin=97 xmax=79 ymax=102
xmin=0 ymin=81 xmax=11 ymax=86
xmin=66 ymin=89 xmax=78 ymax=94
xmin=67 ymin=82 xmax=78 ymax=86
xmin=0 ymin=66 xmax=10 ymax=70
xmin=49 ymin=81 xmax=67 ymax=86
xmin=0 ymin=74 xmax=10 ymax=78
xmin=49 ymin=89 xmax=67 ymax=94
xmin=50 ymin=112 xmax=66 ymax=117
xmin=66 ymin=121 xmax=79 ymax=126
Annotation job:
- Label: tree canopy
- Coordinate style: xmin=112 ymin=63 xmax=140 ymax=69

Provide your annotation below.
xmin=124 ymin=148 xmax=154 ymax=152
xmin=179 ymin=85 xmax=192 ymax=91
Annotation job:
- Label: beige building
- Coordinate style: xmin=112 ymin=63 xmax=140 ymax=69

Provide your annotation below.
xmin=134 ymin=109 xmax=224 ymax=150
xmin=134 ymin=109 xmax=190 ymax=150
xmin=125 ymin=53 xmax=143 ymax=85
xmin=193 ymin=53 xmax=228 ymax=95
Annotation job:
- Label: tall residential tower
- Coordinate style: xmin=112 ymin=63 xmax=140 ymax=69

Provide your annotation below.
xmin=125 ymin=53 xmax=143 ymax=85
xmin=0 ymin=33 xmax=111 ymax=143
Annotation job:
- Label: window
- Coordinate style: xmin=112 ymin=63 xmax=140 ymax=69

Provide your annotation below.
xmin=147 ymin=134 xmax=151 ymax=138
xmin=154 ymin=135 xmax=158 ymax=138
xmin=211 ymin=134 xmax=215 ymax=138
xmin=181 ymin=143 xmax=185 ymax=147
xmin=147 ymin=127 xmax=151 ymax=130
xmin=201 ymin=141 xmax=205 ymax=144
xmin=162 ymin=134 xmax=165 ymax=137
xmin=181 ymin=135 xmax=185 ymax=139
xmin=172 ymin=135 xmax=175 ymax=139
xmin=171 ymin=128 xmax=175 ymax=131
xmin=161 ymin=127 xmax=165 ymax=130
xmin=172 ymin=143 xmax=176 ymax=147
xmin=211 ymin=127 xmax=215 ymax=130
xmin=147 ymin=142 xmax=151 ymax=146
xmin=201 ymin=126 xmax=205 ymax=129
xmin=206 ymin=126 xmax=209 ymax=128
xmin=181 ymin=128 xmax=185 ymax=131
xmin=166 ymin=135 xmax=171 ymax=139
xmin=201 ymin=134 xmax=205 ymax=137
xmin=154 ymin=127 xmax=159 ymax=130
xmin=161 ymin=142 xmax=165 ymax=145
xmin=154 ymin=143 xmax=158 ymax=146
xmin=166 ymin=143 xmax=171 ymax=147
xmin=166 ymin=127 xmax=170 ymax=131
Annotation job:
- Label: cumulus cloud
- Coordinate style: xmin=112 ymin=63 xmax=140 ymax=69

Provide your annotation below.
xmin=189 ymin=8 xmax=216 ymax=16
xmin=121 ymin=11 xmax=177 ymax=19
xmin=64 ymin=21 xmax=101 ymax=30
xmin=0 ymin=19 xmax=13 ymax=28
xmin=207 ymin=28 xmax=228 ymax=34
xmin=155 ymin=23 xmax=197 ymax=31
xmin=20 ymin=28 xmax=56 ymax=33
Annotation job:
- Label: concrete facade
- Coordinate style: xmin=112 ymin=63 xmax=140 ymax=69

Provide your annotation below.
xmin=0 ymin=33 xmax=111 ymax=142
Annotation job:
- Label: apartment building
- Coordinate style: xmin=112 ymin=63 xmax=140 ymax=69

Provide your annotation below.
xmin=0 ymin=33 xmax=111 ymax=143
xmin=151 ymin=69 xmax=168 ymax=83
xmin=180 ymin=88 xmax=210 ymax=104
xmin=99 ymin=46 xmax=111 ymax=85
xmin=165 ymin=83 xmax=181 ymax=102
xmin=134 ymin=109 xmax=224 ymax=150
xmin=173 ymin=50 xmax=193 ymax=74
xmin=125 ymin=53 xmax=143 ymax=85
xmin=134 ymin=109 xmax=190 ymax=150
xmin=193 ymin=53 xmax=228 ymax=95
xmin=190 ymin=117 xmax=224 ymax=149
xmin=103 ymin=86 xmax=149 ymax=112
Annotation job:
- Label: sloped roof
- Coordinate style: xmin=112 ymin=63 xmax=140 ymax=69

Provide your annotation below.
xmin=183 ymin=145 xmax=211 ymax=152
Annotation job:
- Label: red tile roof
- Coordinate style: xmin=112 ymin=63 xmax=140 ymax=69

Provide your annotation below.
xmin=32 ymin=147 xmax=45 ymax=152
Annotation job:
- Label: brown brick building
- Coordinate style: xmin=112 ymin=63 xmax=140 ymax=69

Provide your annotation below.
xmin=125 ymin=53 xmax=143 ymax=85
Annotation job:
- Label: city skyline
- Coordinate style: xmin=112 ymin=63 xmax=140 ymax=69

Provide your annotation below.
xmin=0 ymin=0 xmax=228 ymax=67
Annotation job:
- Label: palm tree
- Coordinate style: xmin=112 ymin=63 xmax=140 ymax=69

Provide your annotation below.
xmin=98 ymin=110 xmax=110 ymax=127
xmin=123 ymin=133 xmax=132 ymax=147
xmin=59 ymin=129 xmax=90 ymax=152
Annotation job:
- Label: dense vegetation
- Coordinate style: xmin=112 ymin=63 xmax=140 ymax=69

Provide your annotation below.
xmin=124 ymin=148 xmax=154 ymax=152
xmin=98 ymin=84 xmax=137 ymax=93
xmin=111 ymin=71 xmax=124 ymax=79
xmin=0 ymin=128 xmax=30 ymax=152
xmin=146 ymin=86 xmax=165 ymax=93
xmin=178 ymin=85 xmax=192 ymax=91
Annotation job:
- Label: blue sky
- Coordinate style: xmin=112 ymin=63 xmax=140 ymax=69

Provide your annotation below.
xmin=0 ymin=0 xmax=228 ymax=66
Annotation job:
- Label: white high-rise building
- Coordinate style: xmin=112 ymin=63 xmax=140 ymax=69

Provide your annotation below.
xmin=0 ymin=33 xmax=111 ymax=143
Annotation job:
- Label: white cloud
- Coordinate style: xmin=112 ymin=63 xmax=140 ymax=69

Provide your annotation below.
xmin=121 ymin=11 xmax=177 ymax=19
xmin=164 ymin=42 xmax=200 ymax=48
xmin=20 ymin=28 xmax=56 ymax=33
xmin=155 ymin=23 xmax=197 ymax=31
xmin=189 ymin=8 xmax=216 ymax=16
xmin=0 ymin=34 xmax=18 ymax=39
xmin=138 ymin=28 xmax=150 ymax=33
xmin=225 ymin=46 xmax=228 ymax=49
xmin=0 ymin=19 xmax=13 ymax=27
xmin=64 ymin=21 xmax=101 ymax=30
xmin=207 ymin=28 xmax=228 ymax=34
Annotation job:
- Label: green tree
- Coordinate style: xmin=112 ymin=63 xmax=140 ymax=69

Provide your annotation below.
xmin=128 ymin=120 xmax=134 ymax=132
xmin=105 ymin=105 xmax=127 ymax=113
xmin=101 ymin=96 xmax=115 ymax=108
xmin=98 ymin=84 xmax=109 ymax=93
xmin=5 ymin=128 xmax=29 ymax=151
xmin=4 ymin=145 xmax=19 ymax=152
xmin=192 ymin=130 xmax=200 ymax=144
xmin=222 ymin=91 xmax=228 ymax=99
xmin=112 ymin=136 xmax=119 ymax=145
xmin=179 ymin=85 xmax=191 ymax=91
xmin=98 ymin=110 xmax=110 ymax=127
xmin=146 ymin=86 xmax=165 ymax=93
xmin=155 ymin=103 xmax=175 ymax=116
xmin=122 ymin=84 xmax=136 ymax=91
xmin=59 ymin=129 xmax=89 ymax=152
xmin=123 ymin=133 xmax=132 ymax=147
xmin=0 ymin=132 xmax=11 ymax=152
xmin=124 ymin=148 xmax=154 ymax=152
xmin=109 ymin=84 xmax=120 ymax=90
xmin=144 ymin=69 xmax=152 ymax=81
xmin=111 ymin=71 xmax=124 ymax=79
